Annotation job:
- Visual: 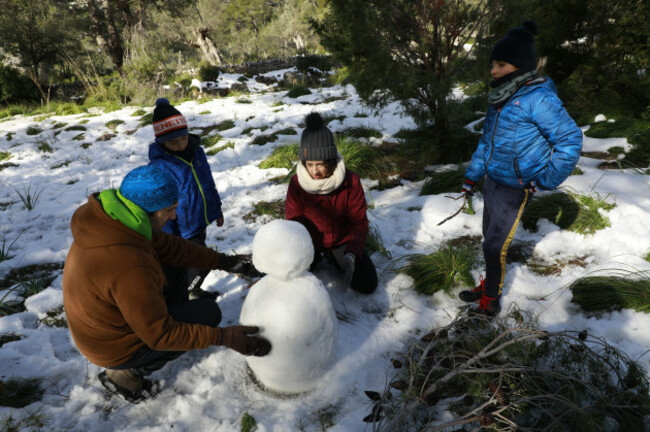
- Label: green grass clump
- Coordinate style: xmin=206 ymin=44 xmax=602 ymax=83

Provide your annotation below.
xmin=285 ymin=86 xmax=311 ymax=98
xmin=0 ymin=106 xmax=26 ymax=119
xmin=139 ymin=112 xmax=154 ymax=126
xmin=64 ymin=125 xmax=86 ymax=132
xmin=39 ymin=306 xmax=68 ymax=328
xmin=206 ymin=141 xmax=235 ymax=156
xmin=51 ymin=122 xmax=66 ymax=129
xmin=131 ymin=108 xmax=147 ymax=116
xmin=570 ymin=271 xmax=650 ymax=313
xmin=337 ymin=136 xmax=381 ymax=179
xmin=340 ymin=126 xmax=382 ymax=139
xmin=202 ymin=134 xmax=222 ymax=148
xmin=366 ymin=223 xmax=392 ymax=259
xmin=36 ymin=140 xmax=53 ymax=152
xmin=274 ymin=127 xmax=297 ymax=136
xmin=0 ymin=378 xmax=43 ymax=408
xmin=420 ymin=167 xmax=466 ymax=196
xmin=106 ymin=119 xmax=125 ymax=130
xmin=251 ymin=134 xmax=278 ymax=146
xmin=0 ymin=151 xmax=11 ymax=162
xmin=571 ymin=166 xmax=584 ymax=175
xmin=241 ymin=412 xmax=257 ymax=432
xmin=6 ymin=132 xmax=15 ymax=141
xmin=396 ymin=241 xmax=478 ymax=296
xmin=26 ymin=126 xmax=42 ymax=136
xmin=216 ymin=120 xmax=236 ymax=131
xmin=199 ymin=110 xmax=211 ymax=115
xmin=585 ymin=117 xmax=650 ymax=167
xmin=243 ymin=200 xmax=285 ymax=223
xmin=522 ymin=192 xmax=615 ymax=235
xmin=259 ymin=143 xmax=299 ymax=169
xmin=235 ymin=98 xmax=253 ymax=104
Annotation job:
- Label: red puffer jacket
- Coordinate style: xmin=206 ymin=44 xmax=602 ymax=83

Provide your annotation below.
xmin=285 ymin=170 xmax=368 ymax=257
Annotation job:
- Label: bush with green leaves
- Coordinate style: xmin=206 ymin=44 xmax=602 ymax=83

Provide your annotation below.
xmin=368 ymin=310 xmax=650 ymax=431
xmin=394 ymin=240 xmax=479 ymax=296
xmin=199 ymin=62 xmax=221 ymax=82
xmin=569 ymin=270 xmax=650 ymax=314
xmin=522 ymin=191 xmax=615 ymax=235
xmin=0 ymin=65 xmax=38 ymax=104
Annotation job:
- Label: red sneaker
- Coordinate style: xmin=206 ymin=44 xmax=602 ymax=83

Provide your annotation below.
xmin=459 ymin=276 xmax=485 ymax=303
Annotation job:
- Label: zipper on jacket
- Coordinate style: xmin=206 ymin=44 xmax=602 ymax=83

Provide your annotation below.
xmin=485 ymin=108 xmax=502 ymax=170
xmin=171 ymin=155 xmax=210 ymax=225
xmin=513 ymin=157 xmax=523 ymax=183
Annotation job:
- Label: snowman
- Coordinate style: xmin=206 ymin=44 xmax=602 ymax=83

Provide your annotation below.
xmin=239 ymin=219 xmax=338 ymax=394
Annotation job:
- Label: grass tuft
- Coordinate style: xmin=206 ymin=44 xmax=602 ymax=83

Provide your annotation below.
xmin=0 ymin=151 xmax=11 ymax=162
xmin=569 ymin=271 xmax=650 ymax=313
xmin=241 ymin=412 xmax=257 ymax=432
xmin=420 ymin=166 xmax=468 ymax=196
xmin=106 ymin=119 xmax=125 ymax=130
xmin=64 ymin=125 xmax=86 ymax=132
xmin=336 ymin=136 xmax=381 ymax=179
xmin=206 ymin=141 xmax=235 ymax=156
xmin=394 ymin=240 xmax=478 ymax=296
xmin=366 ymin=223 xmax=392 ymax=259
xmin=14 ymin=184 xmax=45 ymax=211
xmin=243 ymin=200 xmax=285 ymax=224
xmin=0 ymin=378 xmax=43 ymax=408
xmin=285 ymin=86 xmax=311 ymax=98
xmin=259 ymin=143 xmax=299 ymax=170
xmin=339 ymin=126 xmax=382 ymax=139
xmin=251 ymin=134 xmax=278 ymax=146
xmin=202 ymin=134 xmax=222 ymax=148
xmin=26 ymin=126 xmax=43 ymax=136
xmin=0 ymin=332 xmax=21 ymax=347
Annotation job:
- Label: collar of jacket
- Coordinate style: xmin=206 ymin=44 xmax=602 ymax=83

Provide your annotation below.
xmin=296 ymin=156 xmax=346 ymax=195
xmin=488 ymin=69 xmax=539 ymax=107
xmin=98 ymin=189 xmax=152 ymax=240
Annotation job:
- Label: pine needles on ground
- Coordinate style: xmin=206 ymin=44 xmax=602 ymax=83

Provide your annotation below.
xmin=569 ymin=271 xmax=650 ymax=313
xmin=0 ymin=378 xmax=43 ymax=408
xmin=366 ymin=309 xmax=650 ymax=431
xmin=394 ymin=241 xmax=478 ymax=296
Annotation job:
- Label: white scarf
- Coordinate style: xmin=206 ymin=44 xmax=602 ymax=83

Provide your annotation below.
xmin=296 ymin=156 xmax=346 ymax=195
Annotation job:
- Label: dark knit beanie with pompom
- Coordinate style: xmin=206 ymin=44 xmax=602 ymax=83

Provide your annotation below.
xmin=152 ymin=98 xmax=188 ymax=143
xmin=299 ymin=112 xmax=337 ymax=161
xmin=490 ymin=21 xmax=538 ymax=72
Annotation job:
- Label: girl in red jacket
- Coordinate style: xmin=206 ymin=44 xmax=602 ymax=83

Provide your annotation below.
xmin=285 ymin=112 xmax=377 ymax=294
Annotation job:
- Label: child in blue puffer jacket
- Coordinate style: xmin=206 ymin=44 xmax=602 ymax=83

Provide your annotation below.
xmin=459 ymin=21 xmax=583 ymax=317
xmin=148 ymin=98 xmax=224 ymax=301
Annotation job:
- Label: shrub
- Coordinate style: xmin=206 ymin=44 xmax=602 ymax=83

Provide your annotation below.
xmin=339 ymin=126 xmax=382 ymax=139
xmin=296 ymin=55 xmax=333 ymax=72
xmin=198 ymin=62 xmax=221 ymax=82
xmin=569 ymin=271 xmax=650 ymax=313
xmin=370 ymin=310 xmax=650 ymax=431
xmin=259 ymin=143 xmax=299 ymax=170
xmin=285 ymin=86 xmax=311 ymax=98
xmin=0 ymin=65 xmax=38 ymax=103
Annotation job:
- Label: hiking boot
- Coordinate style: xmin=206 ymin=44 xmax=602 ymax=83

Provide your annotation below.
xmin=459 ymin=276 xmax=485 ymax=303
xmin=98 ymin=368 xmax=157 ymax=403
xmin=472 ymin=295 xmax=501 ymax=317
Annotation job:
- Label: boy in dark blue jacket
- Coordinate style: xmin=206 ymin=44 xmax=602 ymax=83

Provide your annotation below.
xmin=148 ymin=98 xmax=224 ymax=301
xmin=459 ymin=21 xmax=583 ymax=316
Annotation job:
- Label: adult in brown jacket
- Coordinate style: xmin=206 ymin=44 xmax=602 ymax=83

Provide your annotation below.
xmin=63 ymin=165 xmax=270 ymax=403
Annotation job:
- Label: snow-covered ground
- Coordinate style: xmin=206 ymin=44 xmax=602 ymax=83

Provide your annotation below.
xmin=1 ymin=72 xmax=649 ymax=431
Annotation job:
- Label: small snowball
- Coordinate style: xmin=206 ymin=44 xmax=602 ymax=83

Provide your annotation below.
xmin=594 ymin=114 xmax=607 ymax=123
xmin=252 ymin=220 xmax=314 ymax=280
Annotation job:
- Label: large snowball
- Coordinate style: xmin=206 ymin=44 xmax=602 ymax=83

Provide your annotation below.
xmin=240 ymin=273 xmax=338 ymax=394
xmin=252 ymin=220 xmax=314 ymax=280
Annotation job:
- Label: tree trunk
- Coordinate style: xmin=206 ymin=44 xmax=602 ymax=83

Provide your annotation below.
xmin=195 ymin=28 xmax=222 ymax=66
xmin=102 ymin=0 xmax=125 ymax=75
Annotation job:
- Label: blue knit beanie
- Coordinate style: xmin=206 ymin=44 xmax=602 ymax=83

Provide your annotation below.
xmin=119 ymin=165 xmax=179 ymax=213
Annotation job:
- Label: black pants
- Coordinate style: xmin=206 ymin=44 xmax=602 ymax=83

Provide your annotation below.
xmin=481 ymin=176 xmax=532 ymax=299
xmin=162 ymin=229 xmax=210 ymax=304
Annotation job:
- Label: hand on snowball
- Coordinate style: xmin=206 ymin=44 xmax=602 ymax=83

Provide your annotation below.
xmin=343 ymin=252 xmax=356 ymax=285
xmin=216 ymin=325 xmax=271 ymax=357
xmin=219 ymin=254 xmax=264 ymax=278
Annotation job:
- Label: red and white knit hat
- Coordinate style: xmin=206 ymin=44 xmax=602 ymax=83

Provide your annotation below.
xmin=152 ymin=98 xmax=188 ymax=142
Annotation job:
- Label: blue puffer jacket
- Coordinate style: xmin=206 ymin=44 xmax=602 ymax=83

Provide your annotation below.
xmin=148 ymin=134 xmax=223 ymax=239
xmin=465 ymin=77 xmax=583 ymax=190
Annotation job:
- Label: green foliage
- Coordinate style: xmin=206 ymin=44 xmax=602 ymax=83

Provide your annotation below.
xmin=39 ymin=306 xmax=67 ymax=328
xmin=26 ymin=126 xmax=43 ymax=136
xmin=0 ymin=65 xmax=38 ymax=104
xmin=0 ymin=378 xmax=43 ymax=408
xmin=139 ymin=112 xmax=154 ymax=127
xmin=243 ymin=200 xmax=285 ymax=223
xmin=296 ymin=55 xmax=333 ymax=72
xmin=336 ymin=136 xmax=381 ymax=179
xmin=241 ymin=411 xmax=257 ymax=432
xmin=339 ymin=126 xmax=382 ymax=139
xmin=395 ymin=240 xmax=478 ymax=296
xmin=285 ymin=85 xmax=311 ymax=98
xmin=106 ymin=119 xmax=125 ymax=130
xmin=259 ymin=143 xmax=299 ymax=169
xmin=216 ymin=120 xmax=236 ymax=131
xmin=251 ymin=134 xmax=278 ymax=146
xmin=206 ymin=142 xmax=235 ymax=156
xmin=131 ymin=109 xmax=147 ymax=117
xmin=199 ymin=62 xmax=221 ymax=82
xmin=0 ymin=408 xmax=49 ymax=431
xmin=523 ymin=192 xmax=615 ymax=235
xmin=236 ymin=98 xmax=253 ymax=104
xmin=202 ymin=134 xmax=222 ymax=148
xmin=274 ymin=127 xmax=297 ymax=136
xmin=376 ymin=310 xmax=650 ymax=431
xmin=585 ymin=117 xmax=650 ymax=167
xmin=570 ymin=271 xmax=650 ymax=314
xmin=36 ymin=139 xmax=53 ymax=152
xmin=420 ymin=167 xmax=466 ymax=196
xmin=14 ymin=184 xmax=44 ymax=211
xmin=0 ymin=235 xmax=19 ymax=263
xmin=0 ymin=262 xmax=63 ymax=291
xmin=64 ymin=125 xmax=86 ymax=132
xmin=0 ymin=151 xmax=11 ymax=162
xmin=365 ymin=223 xmax=392 ymax=259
